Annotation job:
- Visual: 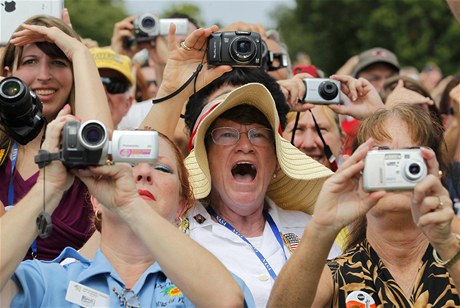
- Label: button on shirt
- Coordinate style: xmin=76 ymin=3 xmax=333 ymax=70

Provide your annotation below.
xmin=188 ymin=199 xmax=342 ymax=308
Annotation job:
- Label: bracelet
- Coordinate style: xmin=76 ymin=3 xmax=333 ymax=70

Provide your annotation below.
xmin=432 ymin=233 xmax=460 ymax=268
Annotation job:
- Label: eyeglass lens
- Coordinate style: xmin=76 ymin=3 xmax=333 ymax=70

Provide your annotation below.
xmin=211 ymin=127 xmax=273 ymax=146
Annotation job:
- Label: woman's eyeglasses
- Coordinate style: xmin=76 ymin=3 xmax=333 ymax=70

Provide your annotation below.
xmin=101 ymin=77 xmax=130 ymax=94
xmin=209 ymin=127 xmax=274 ymax=146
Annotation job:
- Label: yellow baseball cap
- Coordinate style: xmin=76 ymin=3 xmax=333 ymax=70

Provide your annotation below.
xmin=90 ymin=47 xmax=134 ymax=86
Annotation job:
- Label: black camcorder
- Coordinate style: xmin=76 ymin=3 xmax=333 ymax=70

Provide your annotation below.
xmin=0 ymin=77 xmax=45 ymax=145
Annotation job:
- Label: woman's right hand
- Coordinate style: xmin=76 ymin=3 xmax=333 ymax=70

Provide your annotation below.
xmin=9 ymin=24 xmax=85 ymax=60
xmin=37 ymin=105 xmax=77 ymax=200
xmin=158 ymin=24 xmax=232 ymax=98
xmin=311 ymin=139 xmax=386 ymax=234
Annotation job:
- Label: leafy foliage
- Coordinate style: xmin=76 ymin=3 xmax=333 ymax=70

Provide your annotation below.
xmin=272 ymin=0 xmax=460 ymax=75
xmin=65 ymin=0 xmax=127 ymax=47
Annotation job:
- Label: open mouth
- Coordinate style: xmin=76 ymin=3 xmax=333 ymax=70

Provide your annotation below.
xmin=231 ymin=162 xmax=257 ymax=182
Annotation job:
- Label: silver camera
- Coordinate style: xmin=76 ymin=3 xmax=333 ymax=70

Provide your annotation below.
xmin=302 ymin=78 xmax=341 ymax=104
xmin=61 ymin=120 xmax=159 ymax=168
xmin=362 ymin=149 xmax=427 ymax=192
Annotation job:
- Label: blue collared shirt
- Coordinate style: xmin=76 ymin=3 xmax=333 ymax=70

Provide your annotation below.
xmin=12 ymin=247 xmax=254 ymax=307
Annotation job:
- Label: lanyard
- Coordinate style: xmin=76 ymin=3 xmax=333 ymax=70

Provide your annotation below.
xmin=207 ymin=206 xmax=286 ymax=280
xmin=7 ymin=142 xmax=37 ymax=258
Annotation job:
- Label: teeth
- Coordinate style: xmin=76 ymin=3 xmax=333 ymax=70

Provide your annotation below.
xmin=35 ymin=89 xmax=56 ymax=96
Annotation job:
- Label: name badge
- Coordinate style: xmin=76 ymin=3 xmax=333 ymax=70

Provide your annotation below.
xmin=65 ymin=281 xmax=110 ymax=308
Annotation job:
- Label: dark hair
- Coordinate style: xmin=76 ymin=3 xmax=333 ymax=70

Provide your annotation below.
xmin=439 ymin=74 xmax=460 ymax=115
xmin=346 ymin=103 xmax=446 ymax=251
xmin=185 ymin=68 xmax=289 ymax=133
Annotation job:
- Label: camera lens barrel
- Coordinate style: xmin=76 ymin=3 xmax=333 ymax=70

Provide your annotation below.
xmin=78 ymin=120 xmax=108 ymax=150
xmin=318 ymin=81 xmax=339 ymax=100
xmin=230 ymin=36 xmax=257 ymax=64
xmin=405 ymin=161 xmax=423 ymax=180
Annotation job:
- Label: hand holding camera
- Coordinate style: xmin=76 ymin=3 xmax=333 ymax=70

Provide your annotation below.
xmin=123 ymin=13 xmax=188 ymax=49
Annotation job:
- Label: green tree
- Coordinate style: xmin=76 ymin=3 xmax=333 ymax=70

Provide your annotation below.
xmin=273 ymin=0 xmax=460 ymax=75
xmin=65 ymin=0 xmax=127 ymax=47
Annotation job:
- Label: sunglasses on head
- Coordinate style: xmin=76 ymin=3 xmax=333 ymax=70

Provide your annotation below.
xmin=100 ymin=77 xmax=130 ymax=94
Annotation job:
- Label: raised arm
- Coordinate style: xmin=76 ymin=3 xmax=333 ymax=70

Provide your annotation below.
xmin=139 ymin=24 xmax=232 ymax=139
xmin=0 ymin=106 xmax=76 ymax=299
xmin=10 ymin=24 xmax=113 ymax=130
xmin=76 ymin=164 xmax=243 ymax=307
xmin=268 ymin=139 xmax=386 ymax=307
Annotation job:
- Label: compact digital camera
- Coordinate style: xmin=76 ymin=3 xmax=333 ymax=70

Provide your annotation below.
xmin=362 ymin=148 xmax=427 ymax=191
xmin=61 ymin=120 xmax=159 ymax=169
xmin=302 ymin=78 xmax=341 ymax=104
xmin=0 ymin=77 xmax=45 ymax=145
xmin=207 ymin=31 xmax=263 ymax=67
xmin=124 ymin=14 xmax=188 ymax=47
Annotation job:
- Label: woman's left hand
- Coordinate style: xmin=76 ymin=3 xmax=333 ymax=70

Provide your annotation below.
xmin=411 ymin=147 xmax=454 ymax=246
xmin=74 ymin=163 xmax=140 ymax=214
xmin=9 ymin=24 xmax=85 ymax=60
xmin=277 ymin=73 xmax=316 ymax=112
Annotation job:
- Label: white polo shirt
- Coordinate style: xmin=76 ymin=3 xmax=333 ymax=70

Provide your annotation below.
xmin=187 ymin=198 xmax=342 ymax=308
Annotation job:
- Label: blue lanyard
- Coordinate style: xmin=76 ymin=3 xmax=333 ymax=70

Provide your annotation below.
xmin=207 ymin=206 xmax=287 ymax=280
xmin=8 ymin=142 xmax=37 ymax=258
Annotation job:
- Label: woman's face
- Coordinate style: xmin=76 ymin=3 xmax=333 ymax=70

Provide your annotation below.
xmin=11 ymin=44 xmax=73 ymax=120
xmin=132 ymin=137 xmax=185 ymax=223
xmin=283 ymin=107 xmax=342 ymax=169
xmin=207 ymin=118 xmax=277 ymax=215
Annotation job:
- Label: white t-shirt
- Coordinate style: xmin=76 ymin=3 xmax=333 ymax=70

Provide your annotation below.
xmin=117 ymin=100 xmax=152 ymax=130
xmin=187 ymin=199 xmax=342 ymax=308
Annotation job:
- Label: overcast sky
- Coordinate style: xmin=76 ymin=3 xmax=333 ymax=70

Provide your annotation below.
xmin=124 ymin=0 xmax=296 ymax=28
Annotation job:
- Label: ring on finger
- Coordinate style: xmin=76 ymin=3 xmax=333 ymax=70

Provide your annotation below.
xmin=180 ymin=41 xmax=192 ymax=51
xmin=438 ymin=196 xmax=444 ymax=209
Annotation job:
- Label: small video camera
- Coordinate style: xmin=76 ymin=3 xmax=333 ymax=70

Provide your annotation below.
xmin=207 ymin=31 xmax=263 ymax=67
xmin=302 ymin=78 xmax=341 ymax=104
xmin=124 ymin=14 xmax=188 ymax=48
xmin=0 ymin=77 xmax=45 ymax=145
xmin=61 ymin=120 xmax=159 ymax=169
xmin=362 ymin=148 xmax=427 ymax=192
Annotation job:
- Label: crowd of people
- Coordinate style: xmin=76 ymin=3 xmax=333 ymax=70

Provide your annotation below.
xmin=0 ymin=2 xmax=459 ymax=306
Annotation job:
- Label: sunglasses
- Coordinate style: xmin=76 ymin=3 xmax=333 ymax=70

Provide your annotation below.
xmin=100 ymin=77 xmax=130 ymax=94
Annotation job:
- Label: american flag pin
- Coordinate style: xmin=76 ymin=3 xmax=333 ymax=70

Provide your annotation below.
xmin=282 ymin=233 xmax=300 ymax=253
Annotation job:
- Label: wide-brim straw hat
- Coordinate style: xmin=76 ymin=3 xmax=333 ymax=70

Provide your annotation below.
xmin=448 ymin=0 xmax=460 ymax=24
xmin=185 ymin=83 xmax=333 ymax=214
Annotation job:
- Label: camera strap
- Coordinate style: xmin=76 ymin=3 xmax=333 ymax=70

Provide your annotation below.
xmin=151 ymin=63 xmax=204 ymax=105
xmin=34 ymin=149 xmax=62 ymax=168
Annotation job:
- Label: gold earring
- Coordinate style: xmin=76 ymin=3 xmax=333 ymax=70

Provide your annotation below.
xmin=178 ymin=216 xmax=190 ymax=235
xmin=95 ymin=210 xmax=102 ymax=222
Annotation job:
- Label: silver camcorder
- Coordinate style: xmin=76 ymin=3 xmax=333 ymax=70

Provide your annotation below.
xmin=302 ymin=78 xmax=341 ymax=104
xmin=124 ymin=13 xmax=188 ymax=47
xmin=362 ymin=148 xmax=427 ymax=192
xmin=61 ymin=120 xmax=159 ymax=169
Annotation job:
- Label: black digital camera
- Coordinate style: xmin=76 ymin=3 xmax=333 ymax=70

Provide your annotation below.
xmin=61 ymin=120 xmax=159 ymax=169
xmin=207 ymin=31 xmax=263 ymax=67
xmin=0 ymin=77 xmax=45 ymax=145
xmin=124 ymin=14 xmax=188 ymax=48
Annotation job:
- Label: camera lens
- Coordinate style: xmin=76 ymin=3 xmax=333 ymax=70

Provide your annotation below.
xmin=79 ymin=121 xmax=107 ymax=150
xmin=318 ymin=81 xmax=339 ymax=100
xmin=1 ymin=80 xmax=23 ymax=98
xmin=230 ymin=37 xmax=257 ymax=63
xmin=141 ymin=16 xmax=156 ymax=29
xmin=408 ymin=163 xmax=421 ymax=175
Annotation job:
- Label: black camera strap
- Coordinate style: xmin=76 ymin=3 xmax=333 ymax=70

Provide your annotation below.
xmin=151 ymin=63 xmax=204 ymax=105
